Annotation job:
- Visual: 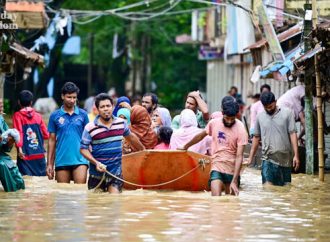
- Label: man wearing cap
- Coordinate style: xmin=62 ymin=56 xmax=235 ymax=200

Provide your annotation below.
xmin=179 ymin=96 xmax=248 ymax=196
xmin=247 ymin=92 xmax=300 ymax=186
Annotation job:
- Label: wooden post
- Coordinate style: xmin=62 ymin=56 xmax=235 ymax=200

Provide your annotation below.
xmin=303 ymin=2 xmax=314 ymax=174
xmin=312 ymin=0 xmax=324 ymax=181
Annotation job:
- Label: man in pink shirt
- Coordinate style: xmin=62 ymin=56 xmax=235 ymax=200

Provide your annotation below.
xmin=250 ymin=84 xmax=271 ymax=136
xmin=180 ymin=96 xmax=248 ymax=196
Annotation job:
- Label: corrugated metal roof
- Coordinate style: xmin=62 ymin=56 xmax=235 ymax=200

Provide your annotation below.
xmin=244 ymin=22 xmax=303 ymax=50
xmin=294 ymin=45 xmax=324 ymax=64
xmin=10 ymin=42 xmax=44 ymax=66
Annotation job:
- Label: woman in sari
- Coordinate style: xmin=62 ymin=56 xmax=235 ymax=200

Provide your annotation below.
xmin=170 ymin=109 xmax=211 ymax=155
xmin=113 ymin=96 xmax=131 ymax=117
xmin=0 ymin=99 xmax=25 ymax=192
xmin=123 ymin=105 xmax=158 ymax=153
xmin=151 ymin=107 xmax=172 ymax=134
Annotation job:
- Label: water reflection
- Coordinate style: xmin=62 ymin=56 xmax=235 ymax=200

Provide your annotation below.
xmin=1 ymin=169 xmax=330 ymax=241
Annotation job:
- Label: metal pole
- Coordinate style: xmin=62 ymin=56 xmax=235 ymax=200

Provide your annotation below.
xmin=303 ymin=2 xmax=314 ymax=174
xmin=312 ymin=0 xmax=324 ymax=181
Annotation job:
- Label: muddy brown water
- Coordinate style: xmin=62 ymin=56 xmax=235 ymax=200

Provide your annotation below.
xmin=1 ymin=168 xmax=330 ymax=241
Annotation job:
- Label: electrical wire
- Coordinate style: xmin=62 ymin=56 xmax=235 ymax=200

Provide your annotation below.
xmin=43 ymin=0 xmax=305 ymax=24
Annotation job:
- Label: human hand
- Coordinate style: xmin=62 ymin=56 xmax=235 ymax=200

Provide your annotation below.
xmin=18 ymin=147 xmax=25 ymax=160
xmin=246 ymin=156 xmax=253 ymax=165
xmin=96 ymin=162 xmax=107 ymax=173
xmin=7 ymin=135 xmax=15 ymax=147
xmin=230 ymin=181 xmax=239 ymax=196
xmin=298 ymin=138 xmax=305 ymax=146
xmin=189 ymin=90 xmax=200 ymax=98
xmin=46 ymin=165 xmax=54 ymax=180
xmin=293 ymin=155 xmax=300 ymax=172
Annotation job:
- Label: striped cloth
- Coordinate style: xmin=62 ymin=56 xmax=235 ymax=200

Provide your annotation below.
xmin=81 ymin=115 xmax=130 ymax=176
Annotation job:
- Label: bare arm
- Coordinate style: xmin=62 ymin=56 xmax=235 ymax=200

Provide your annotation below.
xmin=189 ymin=91 xmax=209 ymax=121
xmin=230 ymin=145 xmax=244 ymax=196
xmin=181 ymin=130 xmax=208 ymax=150
xmin=247 ymin=135 xmax=261 ymax=164
xmin=298 ymin=112 xmax=305 ymax=141
xmin=46 ymin=133 xmax=56 ymax=180
xmin=80 ymin=148 xmax=107 ymax=173
xmin=124 ymin=133 xmax=145 ymax=151
xmin=290 ymin=132 xmax=300 ymax=172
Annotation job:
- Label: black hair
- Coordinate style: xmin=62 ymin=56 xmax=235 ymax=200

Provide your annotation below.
xmin=18 ymin=90 xmax=33 ymax=107
xmin=158 ymin=126 xmax=173 ymax=145
xmin=252 ymin=93 xmax=260 ymax=99
xmin=221 ymin=96 xmax=239 ymax=116
xmin=61 ymin=82 xmax=80 ymax=95
xmin=230 ymin=86 xmax=238 ymax=93
xmin=143 ymin=92 xmax=158 ymax=106
xmin=95 ymin=93 xmax=113 ymax=108
xmin=260 ymin=84 xmax=271 ymax=93
xmin=260 ymin=91 xmax=276 ymax=106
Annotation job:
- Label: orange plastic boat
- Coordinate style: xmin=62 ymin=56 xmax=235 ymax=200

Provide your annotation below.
xmin=122 ymin=150 xmax=212 ymax=191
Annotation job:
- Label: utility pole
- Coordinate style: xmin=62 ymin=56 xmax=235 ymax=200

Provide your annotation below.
xmin=87 ymin=33 xmax=94 ymax=97
xmin=303 ymin=1 xmax=314 ymax=174
xmin=0 ymin=0 xmax=5 ymax=100
xmin=312 ymin=0 xmax=324 ymax=181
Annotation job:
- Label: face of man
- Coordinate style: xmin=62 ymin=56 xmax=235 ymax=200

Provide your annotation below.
xmin=185 ymin=97 xmax=198 ymax=113
xmin=62 ymin=93 xmax=77 ymax=109
xmin=222 ymin=114 xmax=236 ymax=128
xmin=264 ymin=101 xmax=277 ymax=115
xmin=229 ymin=88 xmax=237 ymax=96
xmin=142 ymin=96 xmax=154 ymax=114
xmin=261 ymin=87 xmax=270 ymax=93
xmin=97 ymin=99 xmax=113 ymax=122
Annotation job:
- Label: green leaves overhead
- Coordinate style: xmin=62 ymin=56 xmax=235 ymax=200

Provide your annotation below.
xmin=61 ymin=0 xmax=206 ymax=109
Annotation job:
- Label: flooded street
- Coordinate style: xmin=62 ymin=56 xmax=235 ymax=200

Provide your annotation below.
xmin=1 ymin=168 xmax=330 ymax=241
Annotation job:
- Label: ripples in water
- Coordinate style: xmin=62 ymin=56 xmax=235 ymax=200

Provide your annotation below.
xmin=1 ymin=168 xmax=330 ymax=241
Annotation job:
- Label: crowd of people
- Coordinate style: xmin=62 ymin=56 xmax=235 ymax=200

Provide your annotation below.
xmin=0 ymin=80 xmax=307 ymax=196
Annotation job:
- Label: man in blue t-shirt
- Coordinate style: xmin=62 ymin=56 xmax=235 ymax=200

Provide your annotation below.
xmin=47 ymin=82 xmax=89 ymax=183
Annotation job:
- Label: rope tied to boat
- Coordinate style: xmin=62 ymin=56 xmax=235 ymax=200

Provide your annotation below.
xmin=94 ymin=158 xmax=209 ymax=189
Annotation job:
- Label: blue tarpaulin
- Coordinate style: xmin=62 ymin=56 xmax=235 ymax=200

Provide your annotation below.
xmin=259 ymin=45 xmax=303 ymax=77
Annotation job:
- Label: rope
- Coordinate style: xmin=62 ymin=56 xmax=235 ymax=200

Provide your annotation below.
xmin=93 ymin=173 xmax=106 ymax=191
xmin=99 ymin=158 xmax=209 ymax=188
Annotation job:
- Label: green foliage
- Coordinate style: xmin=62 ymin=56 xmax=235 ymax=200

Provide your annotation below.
xmin=61 ymin=0 xmax=206 ymax=110
xmin=3 ymin=98 xmax=11 ymax=114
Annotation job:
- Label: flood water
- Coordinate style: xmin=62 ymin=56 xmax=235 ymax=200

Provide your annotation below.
xmin=1 ymin=168 xmax=330 ymax=241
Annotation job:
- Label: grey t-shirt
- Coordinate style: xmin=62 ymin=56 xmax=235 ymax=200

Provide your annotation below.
xmin=254 ymin=107 xmax=296 ymax=167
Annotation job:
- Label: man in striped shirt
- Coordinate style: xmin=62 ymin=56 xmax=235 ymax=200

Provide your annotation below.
xmin=80 ymin=93 xmax=144 ymax=193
